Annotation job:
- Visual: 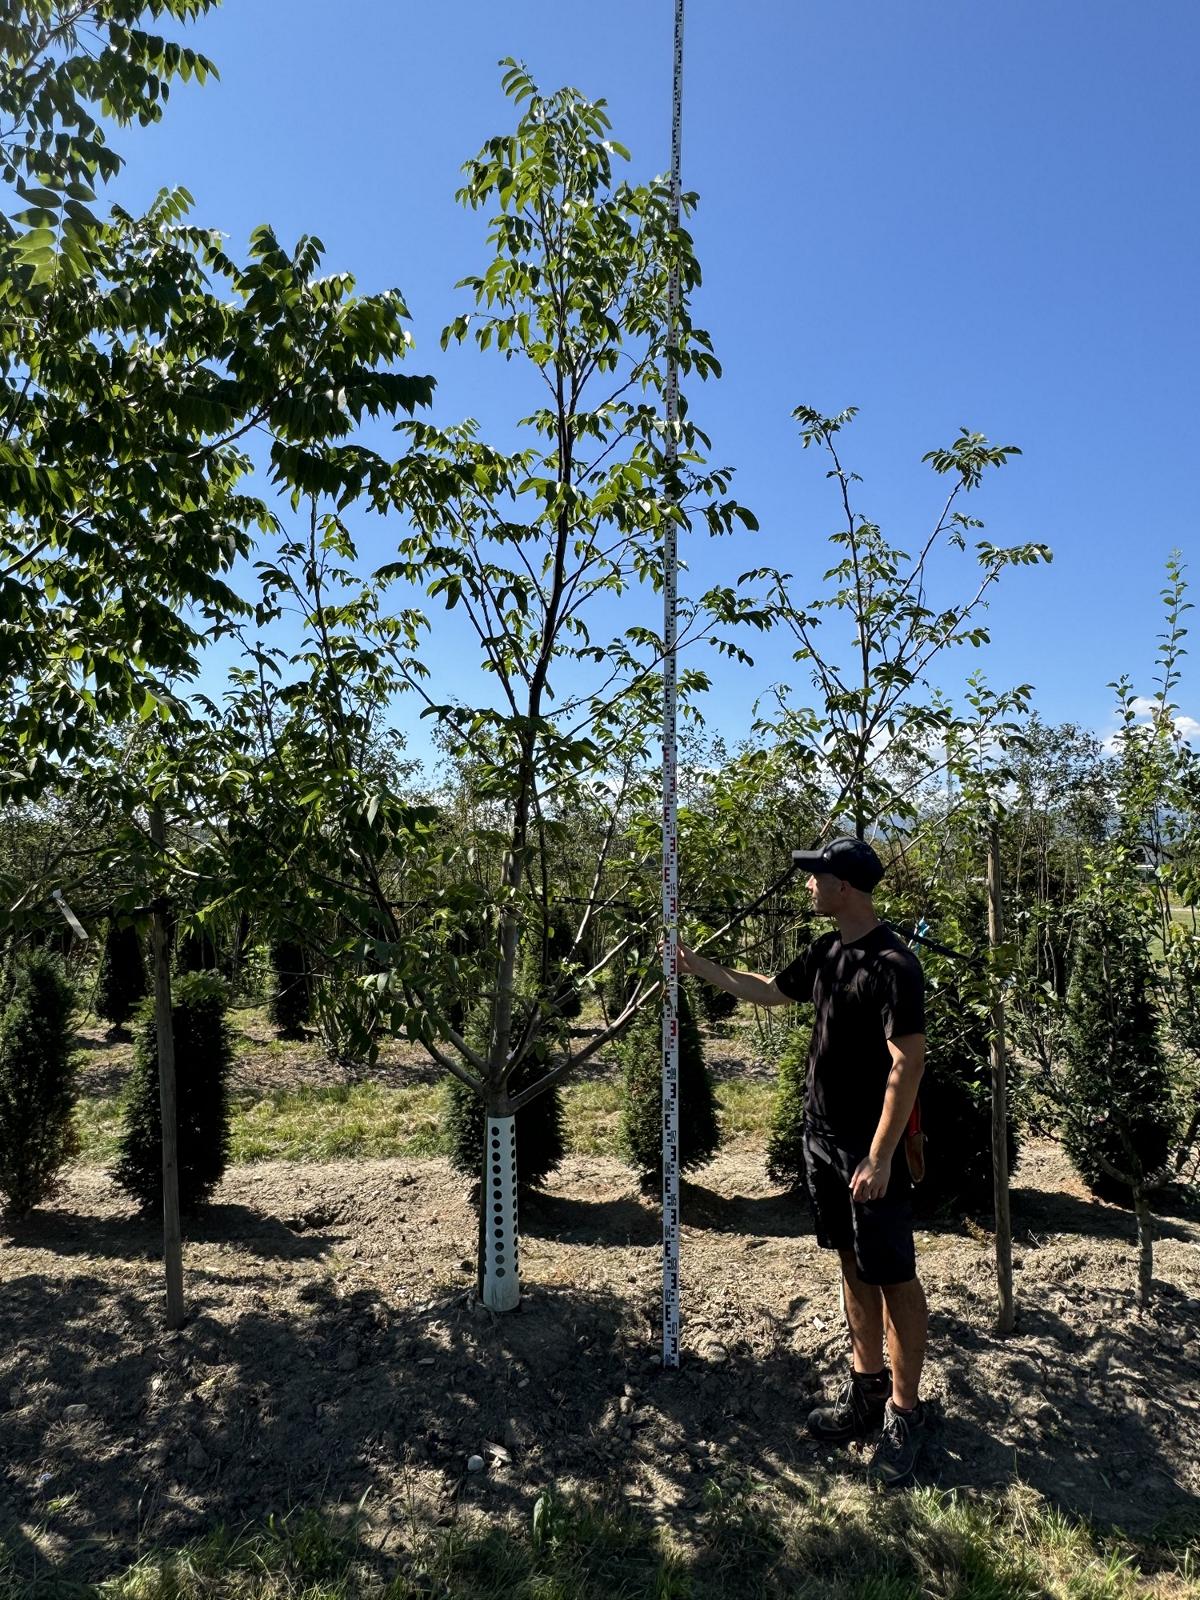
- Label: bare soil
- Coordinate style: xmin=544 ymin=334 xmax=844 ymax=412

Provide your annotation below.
xmin=3 ymin=1137 xmax=1199 ymax=1583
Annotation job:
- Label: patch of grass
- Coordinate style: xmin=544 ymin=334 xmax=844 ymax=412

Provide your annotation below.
xmin=29 ymin=1482 xmax=1194 ymax=1600
xmin=715 ymin=1079 xmax=774 ymax=1144
xmin=562 ymin=1080 xmax=623 ymax=1156
xmin=560 ymin=1076 xmax=773 ymax=1161
xmin=229 ymin=1082 xmax=449 ymax=1163
xmin=73 ymin=1094 xmax=125 ymax=1163
xmin=766 ymin=1480 xmax=1183 ymax=1600
xmin=73 ymin=1081 xmax=451 ymax=1168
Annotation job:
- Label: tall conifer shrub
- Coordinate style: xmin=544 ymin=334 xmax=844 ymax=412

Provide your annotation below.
xmin=269 ymin=940 xmax=311 ymax=1036
xmin=1061 ymin=888 xmax=1174 ymax=1205
xmin=114 ymin=972 xmax=232 ymax=1211
xmin=0 ymin=950 xmax=77 ymax=1217
xmin=617 ymin=987 xmax=722 ymax=1187
xmin=95 ymin=920 xmax=147 ymax=1030
xmin=765 ymin=1019 xmax=811 ymax=1189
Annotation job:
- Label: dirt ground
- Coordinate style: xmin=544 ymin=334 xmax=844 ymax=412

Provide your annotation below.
xmin=3 ymin=1135 xmax=1200 ymax=1584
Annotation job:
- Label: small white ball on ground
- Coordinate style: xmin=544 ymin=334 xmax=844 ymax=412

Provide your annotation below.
xmin=467 ymin=1454 xmax=485 ymax=1474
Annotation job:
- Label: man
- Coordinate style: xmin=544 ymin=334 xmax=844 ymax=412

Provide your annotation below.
xmin=678 ymin=835 xmax=929 ymax=1487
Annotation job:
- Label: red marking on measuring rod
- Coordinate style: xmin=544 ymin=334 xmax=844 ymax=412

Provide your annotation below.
xmin=661 ymin=0 xmax=686 ymax=1373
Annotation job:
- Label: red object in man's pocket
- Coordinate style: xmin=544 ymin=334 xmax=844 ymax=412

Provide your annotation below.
xmin=905 ymin=1099 xmax=925 ymax=1183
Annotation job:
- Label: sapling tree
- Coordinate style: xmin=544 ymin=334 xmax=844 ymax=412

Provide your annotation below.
xmin=188 ymin=65 xmax=763 ymax=1308
xmin=747 ymin=405 xmax=1051 ymax=842
xmin=1054 ymin=568 xmax=1200 ymax=1305
xmin=1060 ymin=855 xmax=1175 ymax=1306
xmin=1119 ymin=558 xmax=1200 ymax=1175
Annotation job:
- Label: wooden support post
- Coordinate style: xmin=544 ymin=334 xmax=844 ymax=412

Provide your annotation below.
xmin=149 ymin=805 xmax=185 ymax=1330
xmin=988 ymin=818 xmax=1015 ymax=1334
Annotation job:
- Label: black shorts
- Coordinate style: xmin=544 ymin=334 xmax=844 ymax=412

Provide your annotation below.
xmin=802 ymin=1128 xmax=917 ymax=1286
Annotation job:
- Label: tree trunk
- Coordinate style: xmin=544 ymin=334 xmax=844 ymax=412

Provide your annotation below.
xmin=1133 ymin=1185 xmax=1153 ymax=1311
xmin=149 ymin=806 xmax=185 ymax=1331
xmin=988 ymin=820 xmax=1015 ymax=1334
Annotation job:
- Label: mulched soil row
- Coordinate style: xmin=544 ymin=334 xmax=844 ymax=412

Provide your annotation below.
xmin=2 ymin=1140 xmax=1199 ymax=1584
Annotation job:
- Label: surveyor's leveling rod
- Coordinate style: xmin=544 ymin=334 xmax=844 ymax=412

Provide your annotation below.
xmin=661 ymin=0 xmax=686 ymax=1372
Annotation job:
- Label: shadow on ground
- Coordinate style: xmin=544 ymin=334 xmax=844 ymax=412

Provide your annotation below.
xmin=3 ymin=1141 xmax=1199 ymax=1590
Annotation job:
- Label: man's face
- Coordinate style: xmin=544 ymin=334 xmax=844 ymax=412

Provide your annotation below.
xmin=806 ymin=871 xmax=845 ymax=916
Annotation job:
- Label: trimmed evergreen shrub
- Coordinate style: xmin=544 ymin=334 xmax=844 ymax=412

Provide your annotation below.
xmin=617 ymin=987 xmax=722 ymax=1188
xmin=696 ymin=976 xmax=738 ymax=1025
xmin=113 ymin=972 xmax=232 ymax=1212
xmin=269 ymin=940 xmax=311 ymax=1036
xmin=765 ymin=1018 xmax=812 ymax=1188
xmin=176 ymin=924 xmax=218 ymax=973
xmin=95 ymin=919 xmax=147 ymax=1030
xmin=1061 ymin=896 xmax=1175 ymax=1206
xmin=0 ymin=950 xmax=77 ymax=1218
xmin=521 ymin=906 xmax=582 ymax=1023
xmin=443 ymin=1007 xmax=566 ymax=1197
xmin=916 ymin=964 xmax=1020 ymax=1216
xmin=600 ymin=936 xmax=635 ymax=1025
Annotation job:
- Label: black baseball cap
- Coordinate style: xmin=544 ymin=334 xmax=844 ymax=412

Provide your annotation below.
xmin=792 ymin=836 xmax=885 ymax=893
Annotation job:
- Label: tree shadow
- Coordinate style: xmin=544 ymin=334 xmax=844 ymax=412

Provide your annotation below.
xmin=1010 ymin=1182 xmax=1194 ymax=1245
xmin=520 ymin=1178 xmax=812 ymax=1246
xmin=672 ymin=1180 xmax=813 ymax=1241
xmin=2 ymin=1202 xmax=333 ymax=1264
xmin=73 ymin=1026 xmax=132 ymax=1052
xmin=0 ymin=1269 xmax=665 ymax=1588
xmin=2 ymin=1247 xmax=1196 ymax=1592
xmin=3 ymin=1151 xmax=1198 ymax=1592
xmin=924 ymin=1298 xmax=1200 ymax=1528
xmin=520 ymin=1188 xmax=659 ymax=1247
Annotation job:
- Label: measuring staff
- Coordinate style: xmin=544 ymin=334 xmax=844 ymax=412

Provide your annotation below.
xmin=660 ymin=0 xmax=686 ymax=1372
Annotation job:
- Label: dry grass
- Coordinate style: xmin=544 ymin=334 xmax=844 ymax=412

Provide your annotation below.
xmin=54 ymin=1480 xmax=1199 ymax=1600
xmin=72 ymin=1071 xmax=776 ymax=1169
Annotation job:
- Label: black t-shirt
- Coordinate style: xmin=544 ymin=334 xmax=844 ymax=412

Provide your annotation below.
xmin=775 ymin=924 xmax=925 ymax=1150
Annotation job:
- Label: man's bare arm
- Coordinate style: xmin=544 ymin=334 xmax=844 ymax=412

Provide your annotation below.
xmin=678 ymin=944 xmax=791 ymax=1007
xmin=850 ymin=1034 xmax=926 ymax=1202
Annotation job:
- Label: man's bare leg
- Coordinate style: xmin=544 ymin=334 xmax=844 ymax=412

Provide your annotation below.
xmin=838 ymin=1247 xmax=886 ymax=1374
xmin=807 ymin=1248 xmax=892 ymax=1441
xmin=880 ymin=1275 xmax=927 ymax=1409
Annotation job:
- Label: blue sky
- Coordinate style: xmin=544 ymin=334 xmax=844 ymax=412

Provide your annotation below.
xmin=109 ymin=0 xmax=1199 ymax=757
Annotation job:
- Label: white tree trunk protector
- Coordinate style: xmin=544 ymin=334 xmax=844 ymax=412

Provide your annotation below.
xmin=483 ymin=1115 xmax=519 ymax=1311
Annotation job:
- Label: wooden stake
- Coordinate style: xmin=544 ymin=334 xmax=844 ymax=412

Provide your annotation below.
xmin=988 ymin=818 xmax=1015 ymax=1334
xmin=149 ymin=805 xmax=185 ymax=1330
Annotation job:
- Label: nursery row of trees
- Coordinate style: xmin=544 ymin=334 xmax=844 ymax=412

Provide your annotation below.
xmin=0 ymin=5 xmax=1197 ymax=1308
xmin=2 ymin=607 xmax=1197 ymax=1304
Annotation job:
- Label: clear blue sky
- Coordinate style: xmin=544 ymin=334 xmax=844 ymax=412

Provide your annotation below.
xmin=110 ymin=0 xmax=1199 ymax=755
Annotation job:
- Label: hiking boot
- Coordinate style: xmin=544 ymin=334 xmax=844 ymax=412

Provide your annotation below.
xmin=807 ymin=1368 xmax=891 ymax=1443
xmin=868 ymin=1399 xmax=930 ymax=1488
